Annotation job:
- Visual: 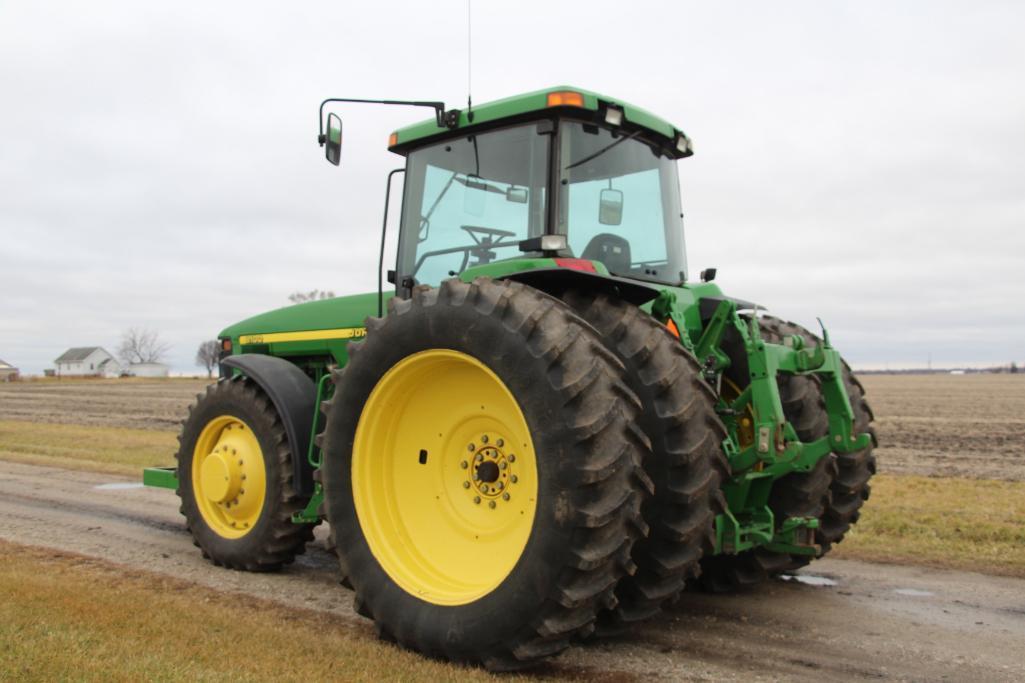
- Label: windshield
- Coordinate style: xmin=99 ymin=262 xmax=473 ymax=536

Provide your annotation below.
xmin=558 ymin=121 xmax=687 ymax=284
xmin=397 ymin=123 xmax=549 ymax=286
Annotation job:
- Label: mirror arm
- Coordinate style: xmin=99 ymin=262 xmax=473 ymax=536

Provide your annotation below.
xmin=318 ymin=98 xmax=460 ymax=145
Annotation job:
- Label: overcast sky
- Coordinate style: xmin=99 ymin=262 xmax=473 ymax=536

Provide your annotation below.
xmin=2 ymin=1 xmax=1023 ymax=374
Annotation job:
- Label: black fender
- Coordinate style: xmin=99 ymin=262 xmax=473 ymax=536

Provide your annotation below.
xmin=698 ymin=295 xmax=759 ymax=322
xmin=221 ymin=354 xmax=316 ymax=497
xmin=500 ymin=267 xmax=661 ymax=307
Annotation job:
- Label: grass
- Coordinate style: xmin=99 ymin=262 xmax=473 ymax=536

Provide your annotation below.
xmin=832 ymin=473 xmax=1025 ymax=577
xmin=0 ymin=420 xmax=176 ymax=476
xmin=0 ymin=541 xmax=530 ymax=683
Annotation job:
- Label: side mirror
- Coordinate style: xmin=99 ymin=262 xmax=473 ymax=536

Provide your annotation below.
xmin=506 ymin=186 xmax=528 ymax=204
xmin=599 ymin=188 xmax=624 ymax=226
xmin=325 ymin=113 xmax=342 ymax=165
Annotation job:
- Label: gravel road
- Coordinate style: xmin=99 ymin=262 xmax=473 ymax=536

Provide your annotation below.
xmin=1 ymin=459 xmax=1023 ymax=682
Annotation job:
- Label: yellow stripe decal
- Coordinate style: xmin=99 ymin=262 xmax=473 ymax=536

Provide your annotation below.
xmin=238 ymin=327 xmax=367 ymax=345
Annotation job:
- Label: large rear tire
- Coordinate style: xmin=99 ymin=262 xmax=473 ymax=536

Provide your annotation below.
xmin=320 ymin=278 xmax=651 ymax=669
xmin=563 ymin=290 xmax=728 ymax=629
xmin=699 ymin=316 xmax=875 ymax=589
xmin=176 ymin=378 xmax=314 ymax=571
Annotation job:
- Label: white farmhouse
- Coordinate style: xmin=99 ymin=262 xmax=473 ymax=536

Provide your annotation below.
xmin=0 ymin=359 xmax=18 ymax=381
xmin=54 ymin=347 xmax=122 ymax=377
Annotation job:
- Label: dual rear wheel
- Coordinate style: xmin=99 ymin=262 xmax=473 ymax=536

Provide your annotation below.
xmin=319 ymin=279 xmax=727 ymax=668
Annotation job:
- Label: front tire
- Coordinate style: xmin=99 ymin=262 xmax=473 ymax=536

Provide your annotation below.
xmin=176 ymin=378 xmax=314 ymax=570
xmin=321 ymin=279 xmax=651 ymax=669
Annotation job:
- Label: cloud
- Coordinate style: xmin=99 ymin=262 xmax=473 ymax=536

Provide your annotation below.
xmin=1 ymin=1 xmax=1023 ymax=374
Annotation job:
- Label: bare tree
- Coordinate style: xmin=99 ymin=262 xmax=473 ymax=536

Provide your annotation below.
xmin=118 ymin=327 xmax=170 ymax=365
xmin=288 ymin=289 xmax=335 ymax=304
xmin=196 ymin=340 xmax=220 ymax=378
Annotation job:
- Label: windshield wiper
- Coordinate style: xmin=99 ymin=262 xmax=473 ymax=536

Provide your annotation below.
xmin=564 ymin=130 xmax=641 ymax=170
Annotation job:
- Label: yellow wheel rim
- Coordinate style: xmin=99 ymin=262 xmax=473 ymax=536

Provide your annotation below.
xmin=352 ymin=349 xmax=539 ymax=606
xmin=191 ymin=415 xmax=266 ymax=539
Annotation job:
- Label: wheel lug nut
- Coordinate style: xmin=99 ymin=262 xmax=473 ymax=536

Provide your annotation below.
xmin=499 ymin=461 xmax=507 ymax=470
xmin=508 ymin=454 xmax=516 ymax=463
xmin=467 ymin=443 xmax=475 ymax=452
xmin=473 ymin=496 xmax=481 ymax=504
xmin=481 ymin=485 xmax=489 ymax=494
xmin=460 ymin=460 xmax=468 ymax=469
xmin=497 ymin=438 xmax=504 ymax=447
xmin=488 ymin=501 xmax=496 ymax=509
xmin=238 ymin=459 xmax=243 ymax=466
xmin=502 ymin=493 xmax=510 ymax=501
xmin=475 ymin=453 xmax=483 ymax=463
xmin=240 ymin=489 xmax=245 ymax=495
xmin=462 ymin=481 xmax=470 ymax=489
xmin=510 ymin=474 xmax=518 ymax=484
xmin=481 ymin=435 xmax=489 ymax=444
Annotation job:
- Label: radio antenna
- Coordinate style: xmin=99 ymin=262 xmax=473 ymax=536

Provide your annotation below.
xmin=466 ymin=0 xmax=474 ymax=121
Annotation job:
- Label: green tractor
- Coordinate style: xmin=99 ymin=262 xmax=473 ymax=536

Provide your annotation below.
xmin=144 ymin=87 xmax=875 ymax=669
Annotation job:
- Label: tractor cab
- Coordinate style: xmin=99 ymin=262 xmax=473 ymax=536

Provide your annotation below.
xmin=324 ymin=87 xmax=694 ymax=296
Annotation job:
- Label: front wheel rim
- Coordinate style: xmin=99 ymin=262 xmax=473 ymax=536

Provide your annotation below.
xmin=191 ymin=415 xmax=267 ymax=538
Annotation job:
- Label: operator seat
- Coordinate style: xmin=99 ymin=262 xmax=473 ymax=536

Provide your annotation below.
xmin=581 ymin=233 xmax=631 ymax=275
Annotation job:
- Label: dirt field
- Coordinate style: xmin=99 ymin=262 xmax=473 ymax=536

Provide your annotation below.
xmin=3 ymin=373 xmax=1023 ymax=479
xmin=862 ymin=373 xmax=1025 ymax=480
xmin=0 ymin=378 xmax=210 ymax=431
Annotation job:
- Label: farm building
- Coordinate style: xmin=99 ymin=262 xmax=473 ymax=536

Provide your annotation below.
xmin=127 ymin=362 xmax=170 ymax=377
xmin=54 ymin=347 xmax=122 ymax=378
xmin=0 ymin=359 xmax=19 ymax=381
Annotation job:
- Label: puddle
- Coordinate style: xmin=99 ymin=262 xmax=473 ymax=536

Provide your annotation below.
xmin=94 ymin=482 xmax=145 ymax=490
xmin=893 ymin=588 xmax=934 ymax=597
xmin=780 ymin=574 xmax=838 ymax=587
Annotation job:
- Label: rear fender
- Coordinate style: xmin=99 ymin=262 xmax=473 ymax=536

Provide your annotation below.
xmin=500 ymin=267 xmax=660 ymax=307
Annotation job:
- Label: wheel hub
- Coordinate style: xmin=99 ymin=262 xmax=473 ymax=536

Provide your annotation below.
xmin=199 ymin=449 xmax=241 ymax=503
xmin=464 ymin=435 xmax=517 ymax=504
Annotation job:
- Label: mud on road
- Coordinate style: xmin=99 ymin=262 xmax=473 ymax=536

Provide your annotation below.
xmin=1 ymin=459 xmax=1023 ymax=682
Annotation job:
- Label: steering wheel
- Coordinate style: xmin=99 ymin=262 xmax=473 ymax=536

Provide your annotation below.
xmin=461 ymin=225 xmax=517 ymax=245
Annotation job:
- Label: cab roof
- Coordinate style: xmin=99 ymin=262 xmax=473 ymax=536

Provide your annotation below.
xmin=388 ymin=85 xmax=690 ymax=156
